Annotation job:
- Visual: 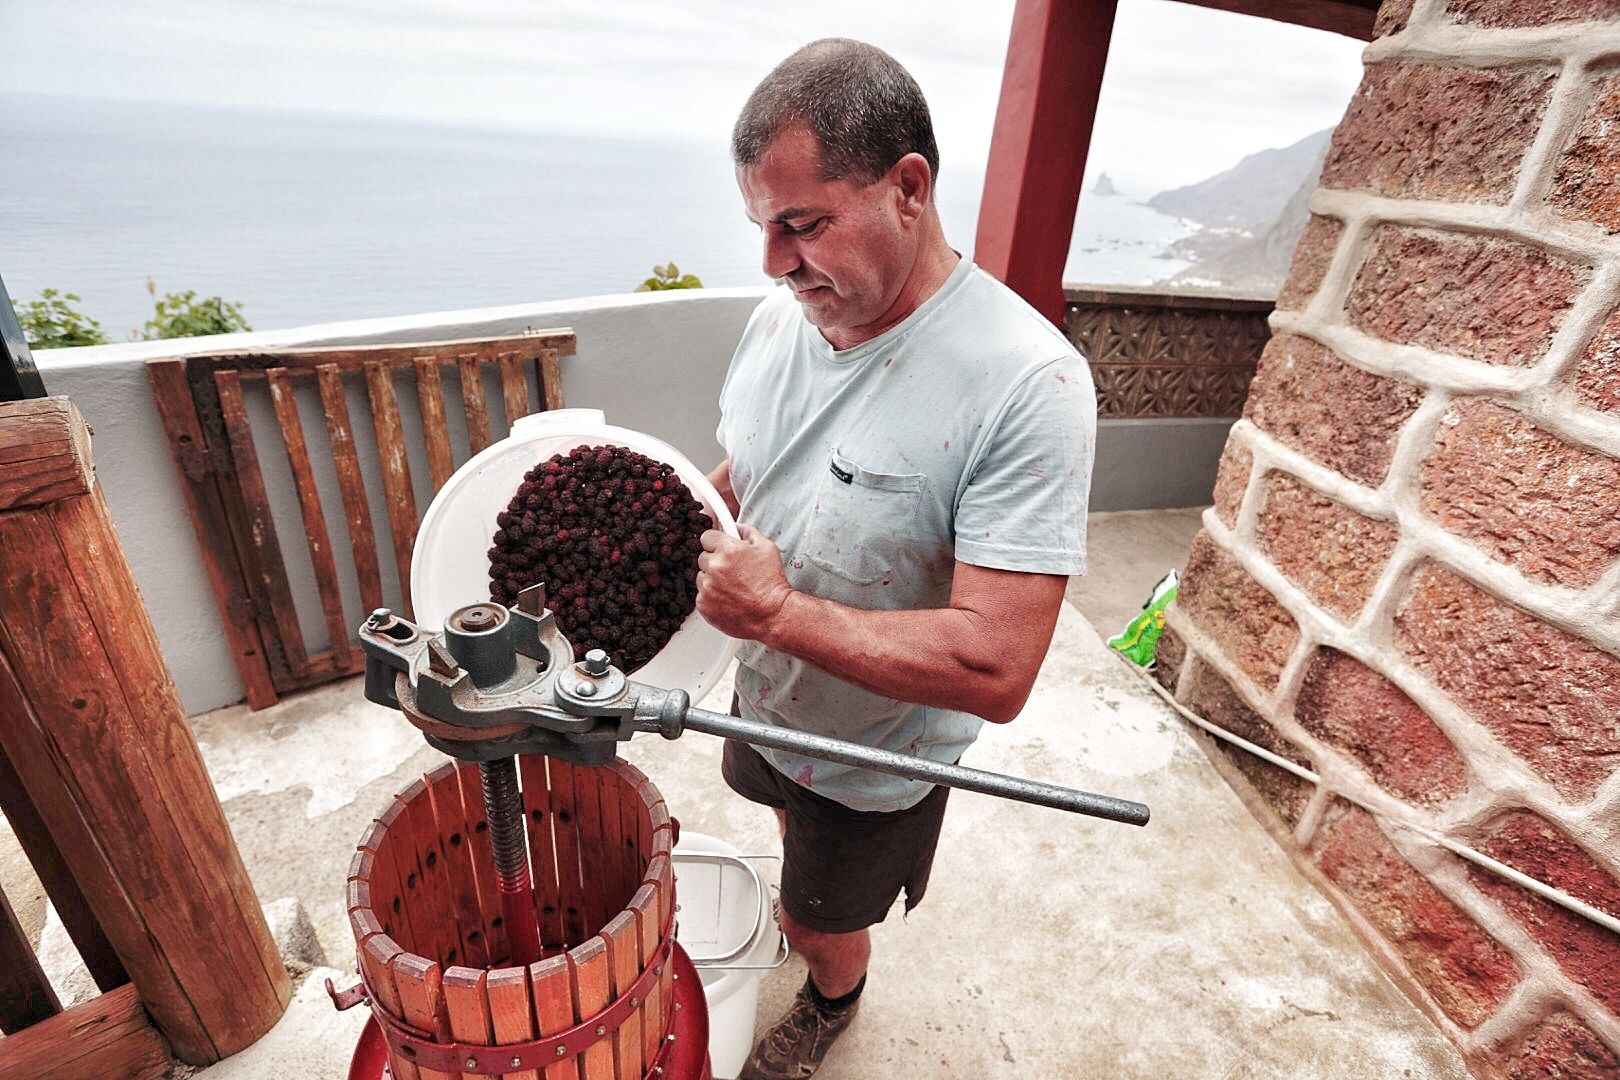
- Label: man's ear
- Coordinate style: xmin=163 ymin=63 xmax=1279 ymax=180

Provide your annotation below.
xmin=890 ymin=152 xmax=933 ymax=221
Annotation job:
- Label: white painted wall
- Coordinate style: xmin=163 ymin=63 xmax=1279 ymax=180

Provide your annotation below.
xmin=35 ymin=286 xmax=1216 ymax=715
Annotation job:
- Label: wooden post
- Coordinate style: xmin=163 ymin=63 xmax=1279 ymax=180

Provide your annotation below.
xmin=974 ymin=0 xmax=1119 ymax=324
xmin=0 ymin=397 xmax=291 ymax=1064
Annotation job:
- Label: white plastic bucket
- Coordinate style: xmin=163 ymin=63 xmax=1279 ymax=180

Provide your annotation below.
xmin=674 ymin=831 xmax=785 ymax=1080
xmin=410 ymin=408 xmax=739 ymax=702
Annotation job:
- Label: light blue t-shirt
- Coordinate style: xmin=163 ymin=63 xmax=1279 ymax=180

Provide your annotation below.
xmin=716 ymin=257 xmax=1096 ymax=811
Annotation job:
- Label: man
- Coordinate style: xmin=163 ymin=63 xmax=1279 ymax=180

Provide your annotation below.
xmin=695 ymin=38 xmax=1095 ymax=1079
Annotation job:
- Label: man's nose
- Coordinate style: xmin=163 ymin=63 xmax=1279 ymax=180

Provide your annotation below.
xmin=762 ymin=230 xmax=799 ymax=281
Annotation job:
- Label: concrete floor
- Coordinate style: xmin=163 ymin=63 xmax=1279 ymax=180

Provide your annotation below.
xmin=3 ymin=509 xmax=1474 ymax=1079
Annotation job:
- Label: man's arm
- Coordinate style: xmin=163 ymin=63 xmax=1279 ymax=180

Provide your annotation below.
xmin=696 ymin=526 xmax=1066 ymax=724
xmin=707 ymin=457 xmax=741 ymax=518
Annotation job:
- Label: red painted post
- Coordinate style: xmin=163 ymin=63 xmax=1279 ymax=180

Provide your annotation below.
xmin=974 ymin=0 xmax=1120 ymax=325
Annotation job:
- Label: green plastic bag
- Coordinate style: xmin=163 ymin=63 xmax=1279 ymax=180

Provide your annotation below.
xmin=1108 ymin=569 xmax=1179 ymax=667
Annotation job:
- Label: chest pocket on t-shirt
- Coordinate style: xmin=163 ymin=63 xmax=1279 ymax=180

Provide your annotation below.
xmin=803 ymin=449 xmax=928 ymax=586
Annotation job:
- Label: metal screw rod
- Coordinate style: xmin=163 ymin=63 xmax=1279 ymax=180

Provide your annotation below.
xmin=679 ymin=706 xmax=1150 ymax=826
xmin=478 ymin=757 xmax=543 ymax=963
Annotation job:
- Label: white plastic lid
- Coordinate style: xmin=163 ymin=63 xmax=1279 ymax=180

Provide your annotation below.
xmin=411 ymin=408 xmax=739 ymax=702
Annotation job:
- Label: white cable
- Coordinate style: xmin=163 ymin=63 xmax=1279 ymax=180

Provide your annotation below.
xmin=1116 ymin=651 xmax=1620 ymax=938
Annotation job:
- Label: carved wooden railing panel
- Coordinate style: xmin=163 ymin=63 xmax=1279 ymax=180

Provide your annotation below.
xmin=1064 ymin=287 xmax=1273 ymax=419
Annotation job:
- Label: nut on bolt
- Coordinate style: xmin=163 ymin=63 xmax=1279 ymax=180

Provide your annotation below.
xmin=583 ymin=648 xmax=611 ymax=676
xmin=365 ymin=608 xmax=392 ymax=630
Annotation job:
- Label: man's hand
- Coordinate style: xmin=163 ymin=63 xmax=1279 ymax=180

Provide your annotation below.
xmin=696 ymin=524 xmax=794 ymax=641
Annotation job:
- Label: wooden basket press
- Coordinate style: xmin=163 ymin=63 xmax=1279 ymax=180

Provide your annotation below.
xmin=345 ymin=755 xmax=677 ymax=1080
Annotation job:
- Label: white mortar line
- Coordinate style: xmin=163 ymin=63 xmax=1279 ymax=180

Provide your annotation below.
xmin=1309 ymin=188 xmax=1616 ymax=265
xmin=1269 ymin=317 xmax=1541 ymax=397
xmin=1117 ymin=652 xmax=1620 ymax=940
xmin=1506 ymin=55 xmax=1593 ymax=217
xmin=1365 ymin=17 xmax=1620 ymax=66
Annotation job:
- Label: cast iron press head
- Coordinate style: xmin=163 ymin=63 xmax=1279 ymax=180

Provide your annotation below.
xmin=358 ymin=583 xmax=1151 ymax=826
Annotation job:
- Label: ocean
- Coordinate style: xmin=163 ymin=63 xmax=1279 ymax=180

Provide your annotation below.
xmin=1 ymin=93 xmax=1195 ymax=339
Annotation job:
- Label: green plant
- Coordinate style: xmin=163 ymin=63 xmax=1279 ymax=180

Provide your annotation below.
xmin=140 ymin=279 xmax=251 ymax=339
xmin=17 ymin=289 xmax=110 ymax=349
xmin=635 ymin=262 xmax=703 ymax=292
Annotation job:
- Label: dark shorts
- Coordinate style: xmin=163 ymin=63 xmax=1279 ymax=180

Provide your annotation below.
xmin=721 ymin=738 xmax=952 ymax=935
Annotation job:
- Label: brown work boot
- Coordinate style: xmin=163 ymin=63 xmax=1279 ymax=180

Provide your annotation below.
xmin=740 ymin=977 xmax=862 ymax=1079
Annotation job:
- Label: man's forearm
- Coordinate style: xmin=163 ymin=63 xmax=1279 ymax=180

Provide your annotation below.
xmin=760 ymin=590 xmax=1031 ymax=723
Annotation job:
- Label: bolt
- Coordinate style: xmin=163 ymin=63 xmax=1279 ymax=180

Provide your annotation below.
xmin=366 ymin=608 xmax=392 ymax=629
xmin=510 ymin=1057 xmax=522 ymax=1068
xmin=574 ymin=681 xmax=596 ymax=697
xmin=595 ymin=1025 xmax=607 ymax=1036
xmin=583 ymin=648 xmax=610 ymax=675
xmin=630 ymin=996 xmax=640 ymax=1008
xmin=555 ymin=1046 xmax=567 ymax=1057
xmin=465 ymin=1057 xmax=478 ymax=1069
xmin=666 ymin=1033 xmax=676 ymax=1044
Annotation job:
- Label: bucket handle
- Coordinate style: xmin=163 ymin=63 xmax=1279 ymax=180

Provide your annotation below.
xmin=680 ymin=852 xmax=791 ymax=972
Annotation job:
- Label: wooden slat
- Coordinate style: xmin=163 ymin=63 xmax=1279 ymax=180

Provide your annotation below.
xmin=316 ymin=364 xmax=385 ymax=614
xmin=628 ymin=884 xmax=663 ymax=1070
xmin=0 ymin=879 xmax=60 ymax=1033
xmin=0 ymin=396 xmax=92 ymax=510
xmin=0 ymin=982 xmax=170 ymax=1080
xmin=397 ymin=780 xmax=455 ymax=968
xmin=428 ymin=764 xmax=492 ymax=969
xmin=531 ymin=955 xmax=580 ymax=1080
xmin=600 ymin=913 xmax=642 ymax=1080
xmin=540 ymin=348 xmax=566 ymax=411
xmin=568 ymin=938 xmax=615 ymax=1080
xmin=355 ymin=924 xmax=420 ymax=1080
xmin=644 ymin=854 xmax=673 ymax=1021
xmin=145 ymin=369 xmax=279 ymax=707
xmin=393 ymin=953 xmax=454 ymax=1080
xmin=519 ymin=755 xmax=565 ymax=948
xmin=574 ymin=767 xmax=611 ymax=935
xmin=414 ymin=357 xmax=456 ymax=492
xmin=266 ymin=369 xmax=354 ymax=670
xmin=458 ymin=354 xmax=493 ymax=455
xmin=498 ymin=353 xmax=531 ymax=428
xmin=365 ymin=361 xmax=419 ymax=617
xmin=457 ymin=762 xmax=510 ymax=963
xmin=442 ymin=967 xmax=491 ymax=1080
xmin=547 ymin=761 xmax=587 ymax=947
xmin=0 ymin=746 xmax=125 ymax=992
xmin=216 ymin=370 xmax=312 ymax=679
xmin=488 ymin=966 xmax=542 ymax=1080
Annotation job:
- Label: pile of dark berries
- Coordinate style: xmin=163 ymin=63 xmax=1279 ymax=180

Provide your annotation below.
xmin=488 ymin=443 xmax=710 ymax=673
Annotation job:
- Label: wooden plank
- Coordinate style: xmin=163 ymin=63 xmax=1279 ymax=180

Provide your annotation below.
xmin=0 ymin=396 xmax=92 ymax=510
xmin=215 ymin=370 xmax=312 ymax=680
xmin=531 ymin=955 xmax=580 ymax=1080
xmin=442 ymin=967 xmax=491 ymax=1080
xmin=458 ymin=354 xmax=493 ymax=456
xmin=628 ymin=883 xmax=663 ymax=1069
xmin=316 ymin=364 xmax=385 ymax=614
xmin=145 ymin=367 xmax=279 ymax=707
xmin=498 ymin=353 xmax=531 ymax=428
xmin=519 ymin=755 xmax=565 ymax=949
xmin=568 ymin=937 xmax=615 ymax=1080
xmin=547 ymin=761 xmax=588 ymax=947
xmin=355 ymin=925 xmax=420 ymax=1080
xmin=599 ymin=913 xmax=642 ymax=1080
xmin=428 ymin=764 xmax=491 ymax=969
xmin=266 ymin=368 xmax=354 ymax=670
xmin=457 ymin=762 xmax=510 ymax=964
xmin=396 ymin=779 xmax=454 ymax=968
xmin=573 ymin=767 xmax=613 ymax=937
xmin=393 ymin=953 xmax=455 ymax=1080
xmin=0 ymin=878 xmax=60 ymax=1033
xmin=488 ymin=965 xmax=542 ymax=1080
xmin=414 ymin=357 xmax=456 ymax=493
xmin=365 ymin=361 xmax=420 ymax=617
xmin=0 ymin=458 xmax=290 ymax=1064
xmin=193 ymin=331 xmax=577 ymax=376
xmin=0 ymin=746 xmax=125 ymax=992
xmin=644 ymin=854 xmax=673 ymax=1019
xmin=540 ymin=348 xmax=566 ymax=411
xmin=0 ymin=982 xmax=170 ymax=1080
xmin=596 ymin=770 xmax=628 ymax=927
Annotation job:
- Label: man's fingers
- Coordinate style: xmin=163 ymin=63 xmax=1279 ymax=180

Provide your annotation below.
xmin=737 ymin=522 xmax=761 ymax=544
xmin=697 ymin=550 xmax=713 ymax=573
xmin=700 ymin=528 xmax=732 ymax=552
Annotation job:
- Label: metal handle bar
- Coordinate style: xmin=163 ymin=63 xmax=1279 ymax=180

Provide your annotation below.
xmin=679 ymin=705 xmax=1150 ymax=827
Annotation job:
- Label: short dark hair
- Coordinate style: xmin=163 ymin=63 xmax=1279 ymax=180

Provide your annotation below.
xmin=732 ymin=39 xmax=940 ymax=188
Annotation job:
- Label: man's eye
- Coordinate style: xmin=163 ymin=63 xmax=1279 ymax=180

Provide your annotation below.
xmin=786 ymin=218 xmax=825 ymax=237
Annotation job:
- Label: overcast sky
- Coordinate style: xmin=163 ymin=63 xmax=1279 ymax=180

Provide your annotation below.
xmin=1 ymin=0 xmax=1366 ymax=194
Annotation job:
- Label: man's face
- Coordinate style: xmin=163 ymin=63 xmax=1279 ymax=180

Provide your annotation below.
xmin=737 ymin=126 xmax=912 ymax=341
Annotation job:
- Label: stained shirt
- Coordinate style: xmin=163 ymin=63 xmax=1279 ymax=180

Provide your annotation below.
xmin=716 ymin=257 xmax=1096 ymax=811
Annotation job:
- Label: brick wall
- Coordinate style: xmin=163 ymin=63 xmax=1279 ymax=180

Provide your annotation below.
xmin=1160 ymin=2 xmax=1620 ymax=1075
